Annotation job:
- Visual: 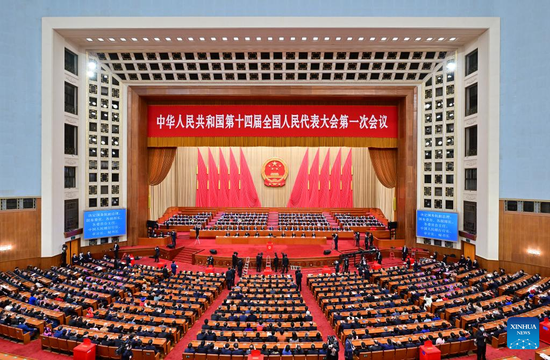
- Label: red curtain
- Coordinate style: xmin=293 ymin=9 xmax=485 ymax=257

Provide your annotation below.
xmin=308 ymin=149 xmax=320 ymax=207
xmin=218 ymin=149 xmax=230 ymax=207
xmin=229 ymin=149 xmax=241 ymax=207
xmin=369 ymin=148 xmax=398 ymax=188
xmin=287 ymin=149 xmax=310 ymax=207
xmin=341 ymin=149 xmax=353 ymax=208
xmin=318 ymin=150 xmax=331 ymax=208
xmin=196 ymin=149 xmax=208 ymax=207
xmin=330 ymin=149 xmax=342 ymax=207
xmin=148 ymin=147 xmax=176 ymax=186
xmin=240 ymin=148 xmax=261 ymax=207
xmin=207 ymin=149 xmax=219 ymax=207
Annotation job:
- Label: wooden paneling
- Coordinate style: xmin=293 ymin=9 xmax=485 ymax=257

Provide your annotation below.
xmin=499 ymin=200 xmax=550 ymax=276
xmin=0 ymin=198 xmax=41 ymax=264
xmin=127 ymin=87 xmax=150 ymax=244
xmin=128 ymin=85 xmax=417 ymax=244
xmin=464 ymin=242 xmax=476 ymax=260
xmin=149 ymin=147 xmax=394 ymax=219
xmin=0 ymin=254 xmax=61 ymax=273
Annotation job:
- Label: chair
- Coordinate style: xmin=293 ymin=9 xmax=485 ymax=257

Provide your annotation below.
xmin=109 ymin=346 xmax=122 ymax=360
xmin=371 ymin=351 xmax=383 ymax=360
xmin=294 ymin=355 xmax=306 ymax=360
xmin=394 ymin=348 xmax=406 ymax=360
xmin=0 ymin=324 xmax=7 ymax=337
xmin=182 ymin=353 xmax=194 ymax=360
xmin=266 ymin=355 xmax=281 ymax=360
xmin=98 ymin=345 xmax=110 ymax=359
xmin=404 ymin=347 xmax=417 ymax=360
xmin=281 ymin=355 xmax=294 ymax=360
xmin=143 ymin=350 xmax=159 ymax=360
xmin=58 ymin=338 xmax=69 ymax=352
xmin=305 ymin=354 xmax=319 ymax=360
xmin=439 ymin=343 xmax=450 ymax=357
xmin=206 ymin=354 xmax=219 ymax=360
xmin=459 ymin=339 xmax=474 ymax=354
xmin=49 ymin=336 xmax=59 ymax=351
xmin=449 ymin=342 xmax=460 ymax=356
xmin=219 ymin=355 xmax=231 ymax=360
xmin=133 ymin=349 xmax=143 ymax=360
xmin=195 ymin=354 xmax=207 ymax=360
xmin=68 ymin=340 xmax=78 ymax=352
xmin=8 ymin=326 xmax=17 ymax=339
xmin=382 ymin=349 xmax=395 ymax=360
xmin=358 ymin=352 xmax=371 ymax=360
xmin=41 ymin=335 xmax=51 ymax=349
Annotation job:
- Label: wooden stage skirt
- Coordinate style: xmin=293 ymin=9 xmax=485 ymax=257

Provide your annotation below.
xmin=137 ymin=236 xmax=171 ymax=247
xmin=215 ymin=236 xmax=326 ymax=245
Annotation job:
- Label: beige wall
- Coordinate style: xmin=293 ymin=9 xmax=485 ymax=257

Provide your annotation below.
xmin=149 ymin=147 xmax=394 ymax=219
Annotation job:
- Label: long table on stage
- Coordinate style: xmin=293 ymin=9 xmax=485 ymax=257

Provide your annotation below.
xmin=201 ymin=230 xmax=353 ymax=239
xmin=215 ymin=236 xmax=327 ymax=245
xmin=137 ymin=236 xmax=171 ymax=247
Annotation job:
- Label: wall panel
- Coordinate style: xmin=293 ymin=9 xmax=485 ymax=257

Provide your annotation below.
xmin=0 ymin=198 xmax=41 ymax=264
xmin=150 ymin=147 xmax=395 ymax=220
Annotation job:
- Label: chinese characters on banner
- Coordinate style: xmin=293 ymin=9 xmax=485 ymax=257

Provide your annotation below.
xmin=416 ymin=210 xmax=458 ymax=242
xmin=148 ymin=105 xmax=398 ymax=138
xmin=84 ymin=209 xmax=127 ymax=240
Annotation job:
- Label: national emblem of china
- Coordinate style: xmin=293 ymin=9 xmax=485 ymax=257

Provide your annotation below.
xmin=261 ymin=158 xmax=288 ymax=187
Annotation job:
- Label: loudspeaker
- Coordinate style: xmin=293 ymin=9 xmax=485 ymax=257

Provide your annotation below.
xmin=323 ymin=250 xmax=332 ymax=255
xmin=388 ymin=221 xmax=398 ymax=230
xmin=210 ymin=249 xmax=218 ymax=254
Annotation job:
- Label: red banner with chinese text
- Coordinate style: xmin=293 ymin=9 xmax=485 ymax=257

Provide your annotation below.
xmin=148 ymin=105 xmax=398 ymax=138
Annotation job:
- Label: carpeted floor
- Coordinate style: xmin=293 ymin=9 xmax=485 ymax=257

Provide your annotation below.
xmin=1 ymin=256 xmax=548 ymax=360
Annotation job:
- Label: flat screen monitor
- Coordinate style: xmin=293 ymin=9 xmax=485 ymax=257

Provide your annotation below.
xmin=416 ymin=210 xmax=458 ymax=242
xmin=84 ymin=209 xmax=127 ymax=240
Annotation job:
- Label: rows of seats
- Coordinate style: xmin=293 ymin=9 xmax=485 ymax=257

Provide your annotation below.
xmin=163 ymin=212 xmax=212 ymax=227
xmin=334 ymin=213 xmax=384 ymax=228
xmin=0 ymin=257 xmax=224 ymax=357
xmin=209 ymin=212 xmax=269 ymax=230
xmin=185 ymin=275 xmax=328 ymax=357
xmin=277 ymin=213 xmax=331 ymax=231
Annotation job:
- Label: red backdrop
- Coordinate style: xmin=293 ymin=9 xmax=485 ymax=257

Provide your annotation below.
xmin=148 ymin=105 xmax=398 ymax=138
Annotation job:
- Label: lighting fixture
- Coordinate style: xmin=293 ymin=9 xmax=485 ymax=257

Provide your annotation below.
xmin=347 ymin=37 xmax=353 ymax=41
xmin=87 ymin=70 xmax=95 ymax=78
xmin=426 ymin=37 xmax=433 ymax=41
xmin=211 ymin=37 xmax=216 ymax=41
xmin=188 ymin=37 xmax=194 ymax=41
xmin=324 ymin=37 xmax=330 ymax=41
xmin=527 ymin=249 xmax=541 ymax=256
xmin=199 ymin=37 xmax=205 ymax=41
xmin=120 ymin=38 xmax=127 ymax=42
xmin=358 ymin=37 xmax=364 ymax=41
xmin=370 ymin=37 xmax=376 ymax=41
xmin=446 ymin=62 xmax=456 ymax=71
xmin=256 ymin=37 xmax=262 ymax=41
xmin=245 ymin=37 xmax=251 ymax=41
xmin=313 ymin=37 xmax=319 ymax=41
xmin=404 ymin=37 xmax=410 ymax=41
xmin=449 ymin=37 xmax=457 ymax=41
xmin=154 ymin=37 xmax=160 ymax=41
xmin=335 ymin=37 xmax=341 ymax=41
xmin=267 ymin=37 xmax=273 ymax=41
xmin=290 ymin=37 xmax=296 ymax=41
xmin=221 ymin=37 xmax=227 ymax=41
xmin=142 ymin=37 xmax=149 ymax=41
xmin=233 ymin=37 xmax=239 ymax=41
xmin=302 ymin=37 xmax=307 ymax=41
xmin=97 ymin=38 xmax=104 ymax=42
xmin=279 ymin=37 xmax=284 ymax=41
xmin=131 ymin=38 xmax=138 ymax=42
xmin=381 ymin=37 xmax=387 ymax=41
xmin=0 ymin=245 xmax=12 ymax=252
xmin=438 ymin=37 xmax=445 ymax=41
xmin=392 ymin=37 xmax=398 ymax=41
xmin=415 ymin=37 xmax=422 ymax=41
xmin=165 ymin=37 xmax=171 ymax=41
xmin=176 ymin=37 xmax=183 ymax=41
xmin=88 ymin=62 xmax=97 ymax=70
xmin=86 ymin=38 xmax=93 ymax=42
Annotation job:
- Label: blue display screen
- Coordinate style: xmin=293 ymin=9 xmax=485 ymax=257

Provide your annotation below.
xmin=84 ymin=209 xmax=127 ymax=239
xmin=416 ymin=210 xmax=458 ymax=241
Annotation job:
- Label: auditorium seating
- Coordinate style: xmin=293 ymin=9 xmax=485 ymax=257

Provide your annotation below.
xmin=334 ymin=213 xmax=385 ymax=229
xmin=164 ymin=212 xmax=212 ymax=227
xmin=278 ymin=213 xmax=332 ymax=231
xmin=209 ymin=212 xmax=269 ymax=230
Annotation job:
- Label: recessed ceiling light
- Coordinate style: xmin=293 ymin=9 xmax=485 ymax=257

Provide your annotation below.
xmin=97 ymin=38 xmax=104 ymax=42
xmin=221 ymin=37 xmax=227 ymax=41
xmin=88 ymin=62 xmax=96 ymax=70
xmin=381 ymin=37 xmax=387 ymax=41
xmin=370 ymin=37 xmax=376 ymax=41
xmin=438 ymin=37 xmax=445 ymax=41
xmin=449 ymin=37 xmax=457 ymax=41
xmin=347 ymin=37 xmax=353 ymax=41
xmin=426 ymin=37 xmax=433 ymax=41
xmin=176 ymin=37 xmax=183 ymax=41
xmin=335 ymin=37 xmax=341 ymax=41
xmin=86 ymin=38 xmax=93 ymax=42
xmin=446 ymin=62 xmax=456 ymax=71
xmin=142 ymin=37 xmax=149 ymax=41
xmin=233 ymin=37 xmax=239 ymax=41
xmin=279 ymin=37 xmax=284 ymax=41
xmin=302 ymin=37 xmax=307 ymax=41
xmin=267 ymin=37 xmax=273 ymax=41
xmin=324 ymin=37 xmax=330 ymax=41
xmin=415 ymin=37 xmax=422 ymax=41
xmin=131 ymin=38 xmax=138 ymax=42
xmin=358 ymin=37 xmax=364 ymax=41
xmin=154 ymin=37 xmax=160 ymax=41
xmin=290 ymin=37 xmax=296 ymax=41
xmin=404 ymin=37 xmax=410 ymax=41
xmin=313 ymin=37 xmax=319 ymax=41
xmin=244 ymin=37 xmax=251 ymax=41
xmin=188 ymin=37 xmax=194 ymax=41
xmin=165 ymin=37 xmax=171 ymax=41
xmin=256 ymin=37 xmax=262 ymax=41
xmin=211 ymin=37 xmax=217 ymax=41
xmin=87 ymin=70 xmax=95 ymax=78
xmin=199 ymin=37 xmax=205 ymax=41
xmin=120 ymin=38 xmax=127 ymax=42
xmin=392 ymin=37 xmax=398 ymax=41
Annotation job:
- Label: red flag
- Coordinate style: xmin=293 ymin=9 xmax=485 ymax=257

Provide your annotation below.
xmin=330 ymin=149 xmax=342 ymax=207
xmin=229 ymin=149 xmax=241 ymax=207
xmin=319 ymin=149 xmax=331 ymax=208
xmin=218 ymin=149 xmax=230 ymax=207
xmin=341 ymin=149 xmax=353 ymax=208
xmin=287 ymin=149 xmax=309 ymax=207
xmin=196 ymin=149 xmax=208 ymax=207
xmin=308 ymin=149 xmax=320 ymax=207
xmin=207 ymin=148 xmax=219 ymax=206
xmin=239 ymin=149 xmax=261 ymax=207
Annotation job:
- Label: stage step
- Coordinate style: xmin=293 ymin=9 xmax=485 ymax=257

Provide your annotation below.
xmin=173 ymin=247 xmax=203 ymax=264
xmin=322 ymin=212 xmax=339 ymax=227
xmin=206 ymin=212 xmax=224 ymax=228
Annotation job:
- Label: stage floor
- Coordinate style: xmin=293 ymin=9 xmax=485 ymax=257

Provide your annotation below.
xmin=179 ymin=236 xmax=360 ymax=258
